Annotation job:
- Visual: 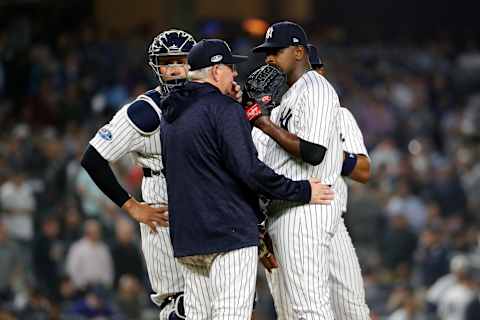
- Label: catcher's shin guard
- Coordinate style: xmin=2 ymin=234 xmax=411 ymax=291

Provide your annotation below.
xmin=158 ymin=292 xmax=185 ymax=320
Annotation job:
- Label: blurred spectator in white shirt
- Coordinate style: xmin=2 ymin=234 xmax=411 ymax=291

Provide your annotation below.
xmin=370 ymin=138 xmax=402 ymax=178
xmin=0 ymin=172 xmax=35 ymax=242
xmin=65 ymin=219 xmax=113 ymax=289
xmin=0 ymin=221 xmax=25 ymax=305
xmin=427 ymin=254 xmax=476 ymax=320
xmin=437 ymin=277 xmax=476 ymax=320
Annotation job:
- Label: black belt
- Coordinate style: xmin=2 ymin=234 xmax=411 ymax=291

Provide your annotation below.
xmin=143 ymin=168 xmax=162 ymax=177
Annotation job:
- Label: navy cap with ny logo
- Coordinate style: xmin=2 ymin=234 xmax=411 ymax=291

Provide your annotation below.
xmin=188 ymin=39 xmax=248 ymax=71
xmin=253 ymin=21 xmax=309 ymax=53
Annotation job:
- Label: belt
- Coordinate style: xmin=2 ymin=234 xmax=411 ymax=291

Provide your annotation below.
xmin=143 ymin=168 xmax=162 ymax=177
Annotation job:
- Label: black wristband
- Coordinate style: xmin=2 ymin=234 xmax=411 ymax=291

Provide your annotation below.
xmin=341 ymin=152 xmax=358 ymax=176
xmin=302 ymin=180 xmax=312 ymax=203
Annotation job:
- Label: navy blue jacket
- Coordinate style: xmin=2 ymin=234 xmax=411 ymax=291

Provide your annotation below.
xmin=160 ymin=82 xmax=311 ymax=257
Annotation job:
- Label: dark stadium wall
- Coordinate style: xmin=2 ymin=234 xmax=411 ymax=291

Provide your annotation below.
xmin=3 ymin=0 xmax=479 ymax=42
xmin=93 ymin=0 xmax=313 ymax=34
xmin=312 ymin=0 xmax=480 ymax=42
xmin=95 ymin=0 xmax=170 ymax=33
xmin=1 ymin=0 xmax=464 ymax=46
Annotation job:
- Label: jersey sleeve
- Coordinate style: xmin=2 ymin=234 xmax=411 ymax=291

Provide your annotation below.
xmin=338 ymin=107 xmax=369 ymax=156
xmin=297 ymin=73 xmax=339 ymax=148
xmin=216 ymin=101 xmax=311 ymax=204
xmin=89 ymin=106 xmax=145 ymax=162
xmin=251 ymin=127 xmax=269 ymax=162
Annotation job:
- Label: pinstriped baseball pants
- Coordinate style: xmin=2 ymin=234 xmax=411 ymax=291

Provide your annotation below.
xmin=266 ymin=206 xmax=338 ymax=319
xmin=267 ymin=216 xmax=370 ymax=319
xmin=329 ymin=217 xmax=370 ymax=320
xmin=180 ymin=246 xmax=258 ymax=320
xmin=139 ymin=224 xmax=185 ymax=305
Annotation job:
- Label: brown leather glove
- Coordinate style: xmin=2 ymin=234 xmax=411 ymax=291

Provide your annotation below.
xmin=258 ymin=225 xmax=279 ymax=272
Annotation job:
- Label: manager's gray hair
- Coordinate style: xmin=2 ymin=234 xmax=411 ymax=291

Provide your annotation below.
xmin=187 ymin=66 xmax=213 ymax=81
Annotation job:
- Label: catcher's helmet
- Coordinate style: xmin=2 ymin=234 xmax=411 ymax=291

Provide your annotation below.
xmin=148 ymin=29 xmax=196 ymax=87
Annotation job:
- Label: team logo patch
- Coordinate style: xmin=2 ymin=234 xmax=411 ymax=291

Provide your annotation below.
xmin=280 ymin=108 xmax=293 ymax=131
xmin=266 ymin=27 xmax=273 ymax=39
xmin=261 ymin=95 xmax=272 ymax=104
xmin=210 ymin=55 xmax=223 ymax=63
xmin=98 ymin=128 xmax=112 ymax=141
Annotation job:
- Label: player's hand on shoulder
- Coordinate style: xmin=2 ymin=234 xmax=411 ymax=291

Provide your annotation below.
xmin=308 ymin=178 xmax=334 ymax=204
xmin=122 ymin=198 xmax=169 ymax=232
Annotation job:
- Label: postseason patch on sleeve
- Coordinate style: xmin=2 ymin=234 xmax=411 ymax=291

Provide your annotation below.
xmin=98 ymin=127 xmax=113 ymax=141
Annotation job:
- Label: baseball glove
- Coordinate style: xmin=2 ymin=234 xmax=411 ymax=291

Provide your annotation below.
xmin=258 ymin=224 xmax=278 ymax=273
xmin=243 ymin=64 xmax=289 ymax=122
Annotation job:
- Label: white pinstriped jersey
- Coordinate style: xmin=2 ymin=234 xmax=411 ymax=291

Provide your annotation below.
xmin=89 ymin=88 xmax=184 ymax=302
xmin=251 ymin=127 xmax=269 ymax=161
xmin=330 ymin=107 xmax=371 ymax=319
xmin=263 ymin=70 xmax=343 ymax=231
xmin=260 ymin=71 xmax=343 ymax=317
xmin=337 ymin=107 xmax=369 ymax=212
xmin=253 ymin=108 xmax=368 ymax=213
xmin=253 ymin=90 xmax=371 ymax=320
xmin=252 ymin=127 xmax=272 ymax=216
xmin=89 ymin=90 xmax=168 ymax=204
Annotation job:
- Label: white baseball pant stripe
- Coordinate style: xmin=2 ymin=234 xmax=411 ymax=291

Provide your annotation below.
xmin=140 ymin=177 xmax=184 ymax=305
xmin=267 ymin=205 xmax=340 ymax=319
xmin=267 ymin=217 xmax=370 ymax=320
xmin=139 ymin=224 xmax=185 ymax=304
xmin=329 ymin=217 xmax=370 ymax=320
xmin=180 ymin=246 xmax=258 ymax=320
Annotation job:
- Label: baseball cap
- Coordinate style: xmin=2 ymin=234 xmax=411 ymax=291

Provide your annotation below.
xmin=253 ymin=21 xmax=308 ymax=53
xmin=188 ymin=39 xmax=248 ymax=71
xmin=307 ymin=44 xmax=324 ymax=68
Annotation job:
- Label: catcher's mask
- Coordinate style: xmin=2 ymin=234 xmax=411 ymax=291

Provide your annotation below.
xmin=148 ymin=29 xmax=196 ymax=89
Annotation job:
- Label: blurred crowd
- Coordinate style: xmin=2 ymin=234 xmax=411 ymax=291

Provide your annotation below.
xmin=1 ymin=15 xmax=480 ymax=320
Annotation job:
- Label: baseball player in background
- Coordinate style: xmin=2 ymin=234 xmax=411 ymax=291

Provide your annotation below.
xmin=310 ymin=44 xmax=371 ymax=319
xmin=249 ymin=21 xmax=344 ymax=319
xmin=81 ymin=29 xmax=196 ymax=319
xmin=251 ymin=42 xmax=372 ymax=319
